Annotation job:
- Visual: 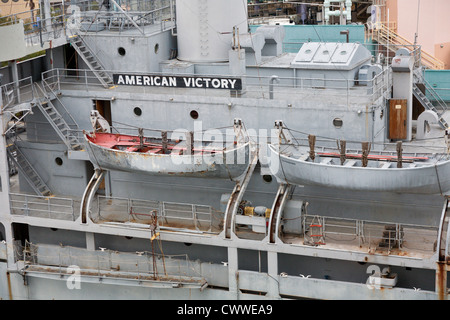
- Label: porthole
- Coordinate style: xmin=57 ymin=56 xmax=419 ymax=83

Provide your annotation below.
xmin=134 ymin=107 xmax=142 ymax=116
xmin=262 ymin=175 xmax=273 ymax=183
xmin=190 ymin=110 xmax=199 ymax=120
xmin=333 ymin=118 xmax=343 ymax=129
xmin=154 ymin=43 xmax=159 ymax=54
xmin=118 ymin=47 xmax=126 ymax=56
xmin=55 ymin=157 xmax=63 ymax=166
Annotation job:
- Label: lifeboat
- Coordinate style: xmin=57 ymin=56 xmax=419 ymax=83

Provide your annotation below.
xmin=84 ymin=113 xmax=252 ymax=180
xmin=267 ymin=143 xmax=450 ymax=194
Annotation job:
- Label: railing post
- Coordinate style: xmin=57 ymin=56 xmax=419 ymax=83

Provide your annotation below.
xmin=137 ymin=256 xmax=140 ymax=281
xmin=57 ymin=69 xmax=61 ymax=92
xmin=97 ymin=256 xmax=101 ymax=277
xmin=97 ymin=196 xmax=101 ymax=220
xmin=59 ymin=251 xmax=62 ymax=277
xmin=48 ymin=197 xmax=51 ymax=219
xmin=71 ymin=199 xmax=75 ymax=221
xmin=209 ymin=207 xmax=212 ymax=232
xmin=24 ymin=195 xmax=29 ymax=216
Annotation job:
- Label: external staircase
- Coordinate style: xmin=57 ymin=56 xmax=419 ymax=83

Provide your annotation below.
xmin=34 ymin=83 xmax=82 ymax=151
xmin=413 ymin=84 xmax=448 ymax=129
xmin=370 ymin=22 xmax=445 ymax=70
xmin=413 ymin=70 xmax=449 ymax=129
xmin=36 ymin=99 xmax=82 ymax=150
xmin=68 ymin=35 xmax=114 ymax=88
xmin=4 ymin=82 xmax=84 ymax=197
xmin=7 ymin=141 xmax=52 ymax=197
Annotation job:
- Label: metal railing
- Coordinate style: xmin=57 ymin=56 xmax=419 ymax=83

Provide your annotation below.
xmin=9 ymin=193 xmax=77 ymax=221
xmin=415 ymin=72 xmax=449 ymax=113
xmin=0 ymin=0 xmax=175 ymax=51
xmin=1 ymin=77 xmax=35 ymax=137
xmin=249 ymin=15 xmax=294 ymax=25
xmin=74 ymin=0 xmax=172 ymax=15
xmin=8 ymin=190 xmax=221 ymax=232
xmin=429 ymin=88 xmax=450 ymax=103
xmin=248 ymin=1 xmax=300 ymax=18
xmin=19 ymin=241 xmax=206 ymax=286
xmin=66 ymin=0 xmax=174 ymax=35
xmin=283 ymin=41 xmax=422 ymax=67
xmin=0 ymin=7 xmax=67 ymax=49
xmin=41 ymin=67 xmax=390 ymax=105
xmin=0 ymin=76 xmax=35 ymax=110
xmin=8 ymin=191 xmax=221 ymax=235
xmin=97 ymin=195 xmax=222 ymax=233
xmin=38 ymin=78 xmax=81 ymax=137
xmin=302 ymin=214 xmax=438 ymax=255
xmin=369 ymin=22 xmax=445 ymax=70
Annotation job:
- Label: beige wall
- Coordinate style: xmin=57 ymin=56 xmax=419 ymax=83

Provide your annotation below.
xmin=387 ymin=0 xmax=450 ymax=68
xmin=0 ymin=1 xmax=37 ymax=17
xmin=435 ymin=42 xmax=450 ymax=69
xmin=385 ymin=0 xmax=398 ymax=25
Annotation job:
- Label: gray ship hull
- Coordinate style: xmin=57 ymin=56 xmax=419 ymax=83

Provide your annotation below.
xmin=1 ymin=0 xmax=449 ymax=301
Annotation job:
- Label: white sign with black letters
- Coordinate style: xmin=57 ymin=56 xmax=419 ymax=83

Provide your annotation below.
xmin=113 ymin=74 xmax=242 ymax=90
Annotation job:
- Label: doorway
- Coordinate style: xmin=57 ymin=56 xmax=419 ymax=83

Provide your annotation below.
xmin=93 ymin=99 xmax=112 ymax=126
xmin=64 ymin=43 xmax=78 ymax=76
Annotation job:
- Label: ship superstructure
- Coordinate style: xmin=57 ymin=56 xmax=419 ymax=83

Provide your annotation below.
xmin=0 ymin=0 xmax=449 ymax=300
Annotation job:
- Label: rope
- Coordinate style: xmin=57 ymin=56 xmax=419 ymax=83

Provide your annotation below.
xmin=112 ymin=120 xmax=233 ymax=134
xmin=285 ymin=125 xmax=447 ymax=148
xmin=277 ymin=144 xmax=289 ymax=184
xmin=434 ymin=163 xmax=444 ymax=197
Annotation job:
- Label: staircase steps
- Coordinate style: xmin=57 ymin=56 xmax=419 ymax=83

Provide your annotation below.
xmin=68 ymin=36 xmax=114 ymax=88
xmin=6 ymin=143 xmax=52 ymax=197
xmin=370 ymin=23 xmax=445 ymax=70
xmin=376 ymin=224 xmax=403 ymax=253
xmin=36 ymin=99 xmax=82 ymax=151
xmin=413 ymin=84 xmax=448 ymax=129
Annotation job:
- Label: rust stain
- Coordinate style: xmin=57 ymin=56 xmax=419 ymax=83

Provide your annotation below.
xmin=6 ymin=272 xmax=13 ymax=300
xmin=436 ymin=261 xmax=447 ymax=300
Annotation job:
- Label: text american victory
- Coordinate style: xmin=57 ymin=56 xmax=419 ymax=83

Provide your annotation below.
xmin=114 ymin=74 xmax=242 ymax=90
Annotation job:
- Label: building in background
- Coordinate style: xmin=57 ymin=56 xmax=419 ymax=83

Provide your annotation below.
xmin=384 ymin=0 xmax=450 ymax=68
xmin=0 ymin=0 xmax=38 ymax=17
